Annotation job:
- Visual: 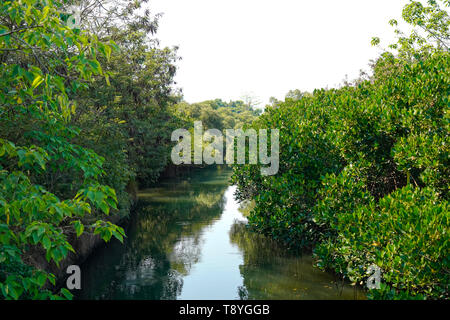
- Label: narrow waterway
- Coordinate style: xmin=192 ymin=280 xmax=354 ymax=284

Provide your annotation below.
xmin=77 ymin=167 xmax=364 ymax=300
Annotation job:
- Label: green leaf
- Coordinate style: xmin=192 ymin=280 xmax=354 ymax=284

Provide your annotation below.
xmin=73 ymin=220 xmax=84 ymax=237
xmin=60 ymin=288 xmax=73 ymax=300
xmin=31 ymin=75 xmax=44 ymax=90
xmin=42 ymin=236 xmax=51 ymax=250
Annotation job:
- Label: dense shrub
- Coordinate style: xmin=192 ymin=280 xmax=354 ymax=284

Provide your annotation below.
xmin=315 ymin=186 xmax=448 ymax=299
xmin=232 ymin=1 xmax=449 ymax=299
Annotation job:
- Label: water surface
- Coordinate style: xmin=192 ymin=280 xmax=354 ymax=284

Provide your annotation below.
xmin=78 ymin=167 xmax=363 ymax=300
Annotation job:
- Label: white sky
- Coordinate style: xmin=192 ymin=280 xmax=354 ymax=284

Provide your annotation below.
xmin=148 ymin=0 xmax=410 ymax=107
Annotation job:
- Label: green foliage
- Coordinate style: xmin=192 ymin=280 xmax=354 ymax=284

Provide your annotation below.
xmin=373 ymin=0 xmax=449 ymax=59
xmin=1 ymin=0 xmax=448 ymax=301
xmin=0 ymin=0 xmax=125 ymax=299
xmin=3 ymin=0 xmax=184 ymax=203
xmin=315 ymin=186 xmax=448 ymax=299
xmin=172 ymin=98 xmax=261 ymax=131
xmin=232 ymin=0 xmax=449 ymax=299
xmin=233 ymin=90 xmax=344 ymax=247
xmin=0 ymin=0 xmax=228 ymax=299
xmin=169 ymin=99 xmax=260 ymax=169
xmin=70 ymin=0 xmax=182 ymax=190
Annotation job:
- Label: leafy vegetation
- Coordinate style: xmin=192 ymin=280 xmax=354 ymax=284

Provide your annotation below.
xmin=0 ymin=0 xmax=128 ymax=299
xmin=1 ymin=0 xmax=447 ymax=301
xmin=172 ymin=99 xmax=261 ymax=131
xmin=232 ymin=0 xmax=449 ymax=299
xmin=0 ymin=0 xmax=258 ymax=299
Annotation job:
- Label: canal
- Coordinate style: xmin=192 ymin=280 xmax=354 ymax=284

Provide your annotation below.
xmin=77 ymin=167 xmax=363 ymax=300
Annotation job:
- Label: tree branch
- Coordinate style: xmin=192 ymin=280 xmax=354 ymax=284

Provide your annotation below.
xmin=0 ymin=25 xmax=43 ymax=37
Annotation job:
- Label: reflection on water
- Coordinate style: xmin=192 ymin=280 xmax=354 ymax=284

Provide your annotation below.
xmin=77 ymin=167 xmax=364 ymax=300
